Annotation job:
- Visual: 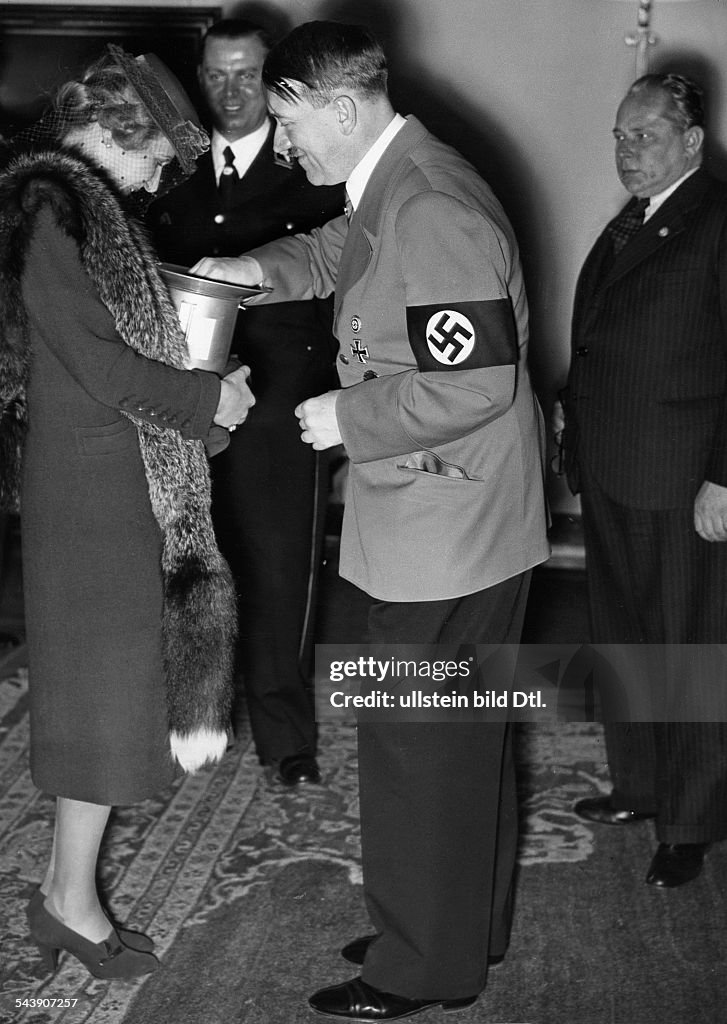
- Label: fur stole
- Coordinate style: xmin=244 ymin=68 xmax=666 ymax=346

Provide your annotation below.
xmin=0 ymin=147 xmax=236 ymax=773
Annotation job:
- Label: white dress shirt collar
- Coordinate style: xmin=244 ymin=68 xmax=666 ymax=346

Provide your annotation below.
xmin=211 ymin=122 xmax=270 ymax=183
xmin=643 ymin=165 xmax=700 ymax=221
xmin=346 ymin=113 xmax=407 ymax=211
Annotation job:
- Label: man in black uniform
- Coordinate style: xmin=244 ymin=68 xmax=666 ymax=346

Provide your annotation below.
xmin=147 ymin=19 xmax=344 ymax=785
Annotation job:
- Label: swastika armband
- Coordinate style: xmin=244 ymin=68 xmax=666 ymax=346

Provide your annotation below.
xmin=405 ymin=299 xmax=517 ymax=372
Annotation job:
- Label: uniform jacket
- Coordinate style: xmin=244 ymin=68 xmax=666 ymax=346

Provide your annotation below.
xmin=246 ymin=116 xmax=549 ymax=601
xmin=0 ymin=149 xmax=237 ymax=785
xmin=146 ymin=124 xmax=344 ymax=403
xmin=565 ymin=167 xmax=727 ymax=509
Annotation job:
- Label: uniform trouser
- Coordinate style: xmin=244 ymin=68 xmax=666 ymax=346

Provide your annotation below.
xmin=356 ymin=571 xmax=530 ymax=999
xmin=211 ymin=415 xmax=326 ymax=763
xmin=581 ymin=473 xmax=727 ymax=843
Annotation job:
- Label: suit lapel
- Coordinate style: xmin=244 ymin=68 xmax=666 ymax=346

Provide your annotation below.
xmin=334 ymin=208 xmax=373 ymax=308
xmin=599 ymin=168 xmax=710 ymax=291
xmin=574 ymin=232 xmax=612 ymax=329
xmin=191 ymin=150 xmax=217 ymax=200
xmin=234 ymin=124 xmax=280 ymax=200
xmin=335 ymin=117 xmax=430 ymax=304
xmin=574 ymin=169 xmax=711 ymax=337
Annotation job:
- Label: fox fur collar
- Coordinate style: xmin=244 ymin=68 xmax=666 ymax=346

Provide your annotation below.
xmin=0 ymin=147 xmax=236 ymax=773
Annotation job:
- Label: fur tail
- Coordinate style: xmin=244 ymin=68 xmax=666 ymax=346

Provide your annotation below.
xmin=162 ymin=556 xmax=237 ymax=771
xmin=169 ymin=727 xmax=229 ymax=773
xmin=0 ymin=397 xmax=27 ymax=513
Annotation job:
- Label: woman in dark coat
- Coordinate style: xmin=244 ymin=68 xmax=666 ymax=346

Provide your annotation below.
xmin=0 ymin=47 xmax=254 ymax=979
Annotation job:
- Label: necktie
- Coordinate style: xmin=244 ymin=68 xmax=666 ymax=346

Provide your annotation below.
xmin=607 ymin=197 xmax=649 ymax=255
xmin=218 ymin=146 xmax=239 ymax=208
xmin=344 ymin=192 xmax=353 ymax=221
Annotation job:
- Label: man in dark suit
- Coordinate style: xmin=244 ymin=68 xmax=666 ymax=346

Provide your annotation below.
xmin=147 ymin=19 xmax=344 ymax=786
xmin=562 ymin=73 xmax=727 ymax=887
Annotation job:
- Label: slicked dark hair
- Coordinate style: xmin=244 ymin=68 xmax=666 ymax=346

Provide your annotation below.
xmin=627 ymin=73 xmax=705 ymax=131
xmin=201 ymin=19 xmax=274 ymax=59
xmin=262 ymin=21 xmax=388 ymax=108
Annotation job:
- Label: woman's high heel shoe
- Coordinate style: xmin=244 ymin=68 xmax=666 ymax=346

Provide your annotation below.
xmin=27 ymin=889 xmax=154 ymax=953
xmin=27 ymin=896 xmax=159 ymax=980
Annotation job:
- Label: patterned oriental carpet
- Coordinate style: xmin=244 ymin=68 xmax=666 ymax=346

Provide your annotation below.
xmin=1 ymin=669 xmax=726 ymax=1024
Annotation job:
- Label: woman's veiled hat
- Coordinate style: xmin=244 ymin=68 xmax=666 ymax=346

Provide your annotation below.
xmin=106 ymin=44 xmax=208 ymax=172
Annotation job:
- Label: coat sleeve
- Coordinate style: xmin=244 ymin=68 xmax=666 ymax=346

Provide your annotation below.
xmin=246 ymin=214 xmax=349 ymax=301
xmin=337 ymin=190 xmax=519 ymax=463
xmin=23 ymin=208 xmax=221 ymax=441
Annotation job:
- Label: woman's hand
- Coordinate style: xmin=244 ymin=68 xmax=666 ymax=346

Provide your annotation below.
xmin=214 ymin=365 xmax=255 ymax=430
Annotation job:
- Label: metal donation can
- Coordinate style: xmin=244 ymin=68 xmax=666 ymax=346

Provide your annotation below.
xmin=159 ymin=263 xmax=268 ymax=374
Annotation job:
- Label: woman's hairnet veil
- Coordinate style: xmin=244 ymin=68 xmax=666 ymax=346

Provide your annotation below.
xmin=11 ymin=44 xmax=209 ymax=210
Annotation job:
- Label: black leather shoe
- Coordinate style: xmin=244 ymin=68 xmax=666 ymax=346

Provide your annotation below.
xmin=645 ymin=842 xmax=708 ymax=888
xmin=309 ymin=976 xmax=477 ymax=1020
xmin=341 ymin=934 xmax=503 ymax=969
xmin=277 ymin=753 xmax=321 ymax=786
xmin=574 ymin=795 xmax=655 ymax=825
